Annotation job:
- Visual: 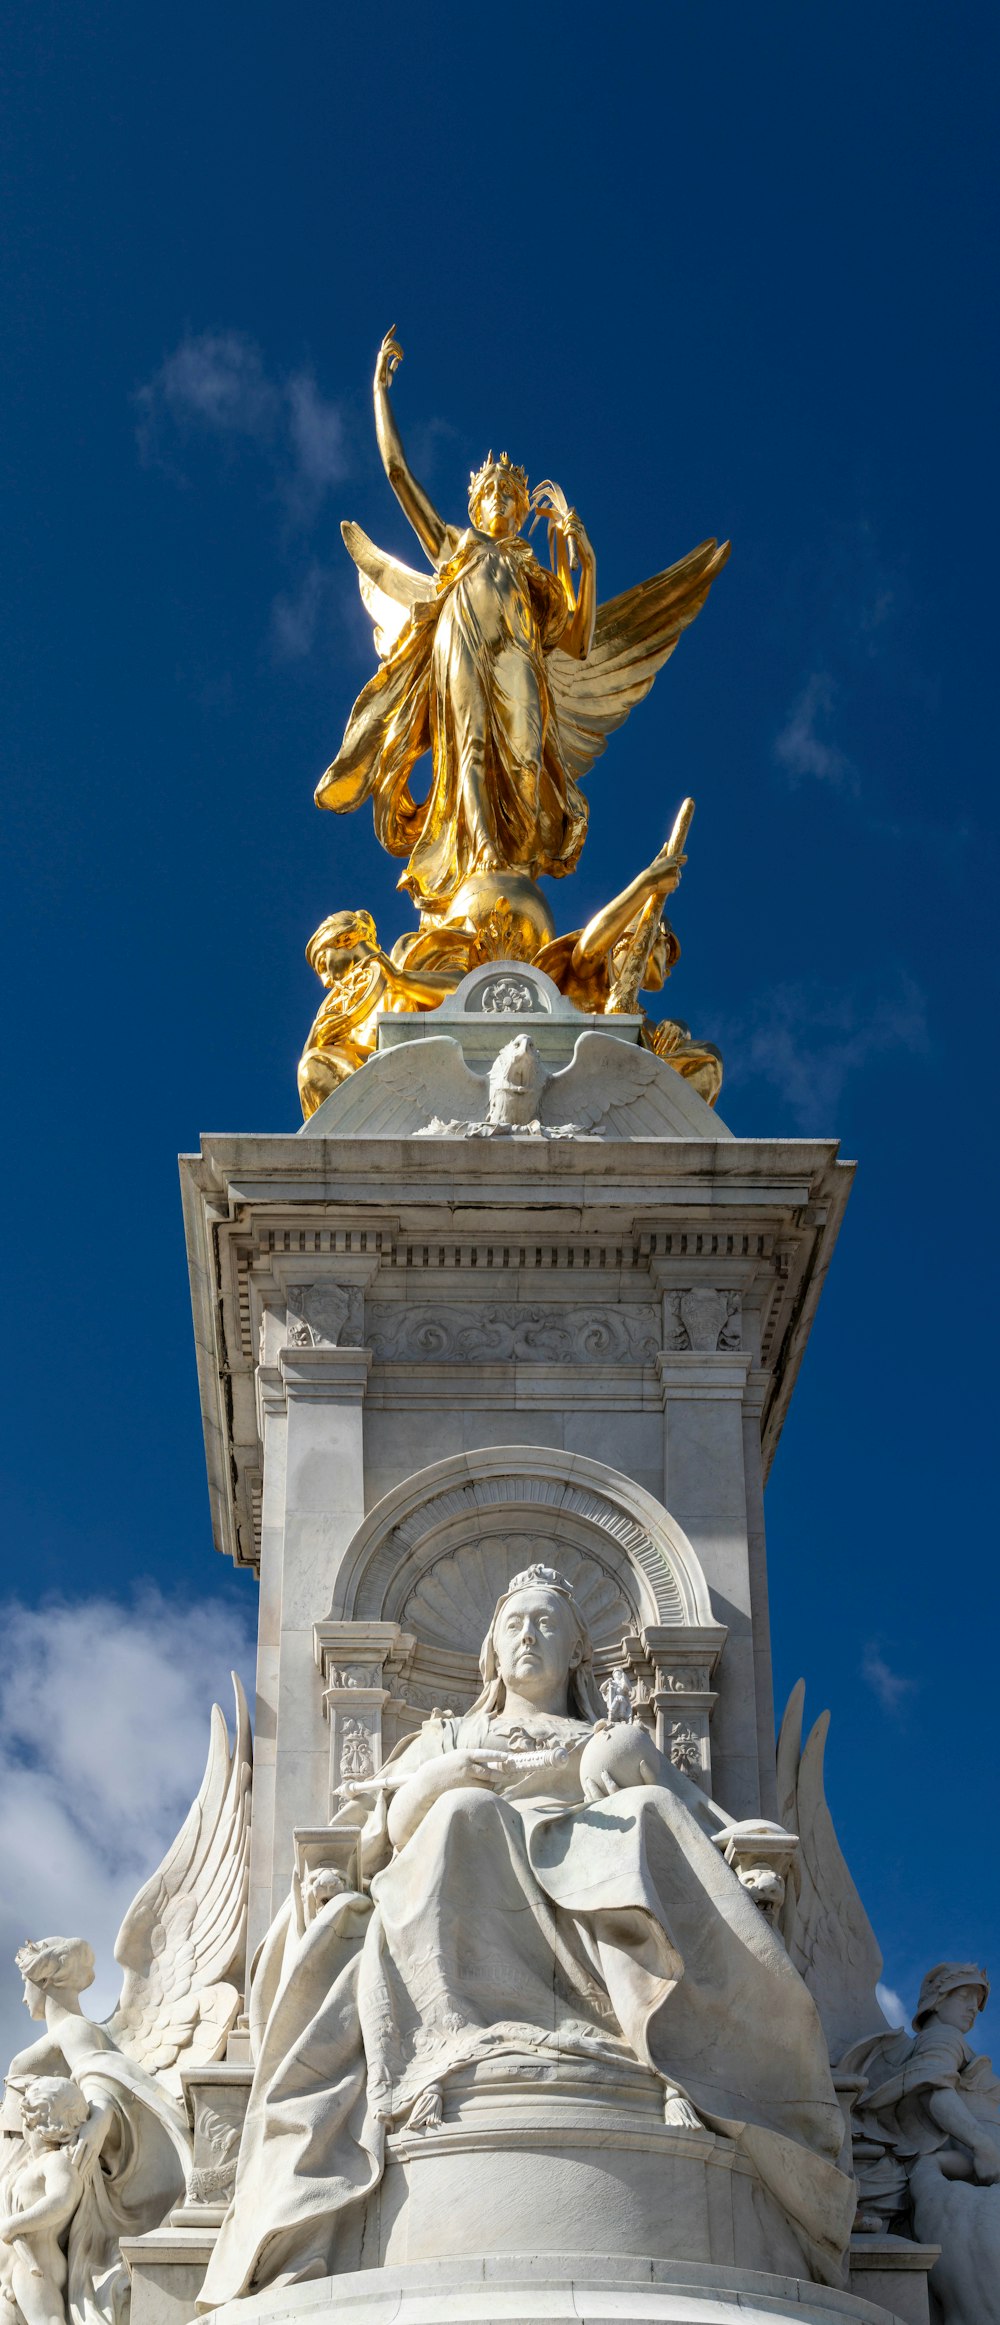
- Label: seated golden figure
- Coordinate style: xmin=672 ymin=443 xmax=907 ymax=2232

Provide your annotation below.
xmin=297 ymin=910 xmax=461 ymax=1122
xmin=537 ymin=806 xmax=723 ymax=1104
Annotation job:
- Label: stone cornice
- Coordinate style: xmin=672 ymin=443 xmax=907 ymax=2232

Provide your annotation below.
xmin=179 ymin=1133 xmax=853 ymax=1568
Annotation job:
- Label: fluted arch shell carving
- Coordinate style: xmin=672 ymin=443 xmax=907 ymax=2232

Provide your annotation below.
xmin=401 ymin=1534 xmax=636 ymax=1654
xmin=329 ymin=1447 xmax=714 ymax=1652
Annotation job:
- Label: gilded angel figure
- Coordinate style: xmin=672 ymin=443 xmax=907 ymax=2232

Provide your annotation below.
xmin=316 ymin=331 xmax=729 ymax=959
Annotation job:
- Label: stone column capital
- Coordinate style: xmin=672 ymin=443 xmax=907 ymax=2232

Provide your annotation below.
xmin=278 ymin=1345 xmax=373 ymax=1403
xmin=641 ymin=1622 xmax=728 ymax=1672
xmin=313 ymin=1619 xmax=414 ymax=1680
xmin=655 ymin=1352 xmax=752 ymax=1401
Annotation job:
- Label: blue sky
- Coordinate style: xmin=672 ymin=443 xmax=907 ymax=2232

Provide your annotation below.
xmin=1 ymin=1 xmax=998 ymax=2061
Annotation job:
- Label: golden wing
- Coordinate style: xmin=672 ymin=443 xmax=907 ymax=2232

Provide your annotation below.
xmin=341 ymin=519 xmax=437 ymax=659
xmin=546 ymin=538 xmax=730 ymax=781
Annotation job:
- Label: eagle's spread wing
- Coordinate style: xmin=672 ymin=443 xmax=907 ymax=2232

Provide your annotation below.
xmin=298 ymin=1037 xmax=489 ymax=1139
xmin=104 ymin=1676 xmax=252 ymax=2095
xmin=546 ymin=539 xmax=730 ymax=782
xmin=341 ymin=519 xmax=436 ymax=659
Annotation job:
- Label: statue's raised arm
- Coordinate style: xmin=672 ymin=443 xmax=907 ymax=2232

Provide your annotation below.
xmin=372 ymin=329 xmax=450 ymax=565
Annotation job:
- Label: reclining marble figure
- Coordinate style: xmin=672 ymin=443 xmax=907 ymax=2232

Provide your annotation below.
xmin=201 ymin=1565 xmax=856 ymax=2304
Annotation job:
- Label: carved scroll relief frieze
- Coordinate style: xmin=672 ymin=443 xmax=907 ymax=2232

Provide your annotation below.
xmin=367 ymin=1302 xmax=659 ymax=1365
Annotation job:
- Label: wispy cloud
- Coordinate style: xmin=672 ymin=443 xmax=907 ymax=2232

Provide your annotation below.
xmin=722 ymin=972 xmax=928 ymax=1127
xmin=863 ymin=1642 xmax=917 ymax=1715
xmin=876 ymin=1980 xmax=909 ymax=2029
xmin=271 ymin=562 xmax=331 ymax=661
xmin=0 ymin=1590 xmax=255 ymax=2069
xmin=772 ymin=516 xmax=913 ymax=797
xmin=775 ymin=671 xmax=856 ymax=790
xmin=136 ymin=329 xmax=347 ymax=522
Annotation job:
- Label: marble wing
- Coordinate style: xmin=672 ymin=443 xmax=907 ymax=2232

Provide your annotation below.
xmin=545 ymin=539 xmax=730 ymax=782
xmin=541 ymin=1031 xmax=728 ymax=1140
xmin=104 ymin=1675 xmax=252 ymax=2096
xmin=341 ymin=519 xmax=436 ymax=659
xmin=776 ymin=1681 xmax=889 ymax=2062
xmin=298 ymin=1036 xmax=490 ymax=1139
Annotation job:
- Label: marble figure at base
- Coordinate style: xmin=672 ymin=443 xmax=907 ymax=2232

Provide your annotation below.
xmin=201 ymin=1567 xmax=855 ymax=2306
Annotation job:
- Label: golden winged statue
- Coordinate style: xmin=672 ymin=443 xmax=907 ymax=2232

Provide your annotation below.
xmin=300 ymin=329 xmax=728 ymax=1114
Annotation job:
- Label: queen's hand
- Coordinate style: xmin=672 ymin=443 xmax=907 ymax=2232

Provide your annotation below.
xmin=580 ymin=1720 xmax=669 ymax=1802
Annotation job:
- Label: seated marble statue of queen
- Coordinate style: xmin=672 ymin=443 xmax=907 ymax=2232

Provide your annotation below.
xmin=200 ymin=1566 xmax=854 ymax=2307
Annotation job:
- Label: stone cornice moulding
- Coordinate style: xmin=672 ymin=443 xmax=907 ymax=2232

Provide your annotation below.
xmin=178 ymin=1133 xmax=854 ymax=1567
xmin=326 ymin=1446 xmax=718 ymax=1634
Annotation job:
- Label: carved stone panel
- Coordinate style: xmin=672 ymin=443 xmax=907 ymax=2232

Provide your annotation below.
xmin=367 ymin=1303 xmax=659 ymax=1365
xmin=182 ymin=2069 xmax=252 ymax=2215
xmin=663 ymin=1290 xmax=741 ymax=1353
xmin=286 ymin=1282 xmax=365 ymax=1349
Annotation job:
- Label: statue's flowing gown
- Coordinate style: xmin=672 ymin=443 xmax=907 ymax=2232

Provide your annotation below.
xmin=201 ymin=1711 xmax=853 ymax=2306
xmin=319 ymin=533 xmax=589 ymax=915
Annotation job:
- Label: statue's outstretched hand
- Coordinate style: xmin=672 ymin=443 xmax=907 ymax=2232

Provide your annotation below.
xmin=531 ymin=479 xmax=592 ymax=569
xmin=580 ymin=1721 xmax=668 ymax=1802
xmin=374 ymin=328 xmax=403 ymax=394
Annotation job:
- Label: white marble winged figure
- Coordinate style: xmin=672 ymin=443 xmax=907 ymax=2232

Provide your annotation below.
xmin=778 ymin=1683 xmax=1000 ymax=2323
xmin=841 ymin=1964 xmax=1000 ymax=2325
xmin=0 ymin=1678 xmax=252 ymax=2325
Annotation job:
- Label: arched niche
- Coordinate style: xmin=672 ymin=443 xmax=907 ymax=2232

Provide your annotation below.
xmin=315 ymin=1450 xmax=726 ymax=1792
xmin=332 ymin=1445 xmax=714 ymax=1636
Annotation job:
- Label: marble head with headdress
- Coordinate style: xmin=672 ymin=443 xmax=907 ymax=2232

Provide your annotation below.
xmin=472 ymin=1561 xmax=606 ymax=1721
xmin=914 ymin=1961 xmax=990 ymax=2026
xmin=16 ymin=1937 xmax=96 ymax=1997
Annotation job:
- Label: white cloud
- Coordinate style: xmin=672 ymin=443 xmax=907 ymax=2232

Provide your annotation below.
xmin=271 ymin=563 xmax=330 ymax=661
xmin=136 ymin=330 xmax=347 ymax=521
xmin=722 ymin=973 xmax=928 ymax=1128
xmin=286 ymin=374 xmax=346 ymax=503
xmin=139 ymin=330 xmax=280 ymax=443
xmin=863 ymin=1642 xmax=917 ymax=1715
xmin=876 ymin=1981 xmax=909 ymax=2029
xmin=0 ymin=1591 xmax=255 ymax=2073
xmin=775 ymin=671 xmax=856 ymax=790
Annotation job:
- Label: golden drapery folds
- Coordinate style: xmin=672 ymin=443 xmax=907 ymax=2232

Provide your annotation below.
xmin=317 ymin=527 xmax=589 ymax=918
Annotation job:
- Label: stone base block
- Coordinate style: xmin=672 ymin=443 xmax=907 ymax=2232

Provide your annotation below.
xmin=367 ymin=2059 xmax=818 ymax=2282
xmin=208 ymin=2253 xmax=903 ymax=2325
xmin=848 ymin=2237 xmax=940 ymax=2325
xmin=121 ymin=2228 xmax=218 ymax=2325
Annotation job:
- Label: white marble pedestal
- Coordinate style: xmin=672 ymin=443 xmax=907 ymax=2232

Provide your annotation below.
xmin=367 ymin=2056 xmax=813 ymax=2281
xmin=207 ymin=2255 xmax=903 ymax=2325
xmin=170 ymin=982 xmax=880 ymax=2325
